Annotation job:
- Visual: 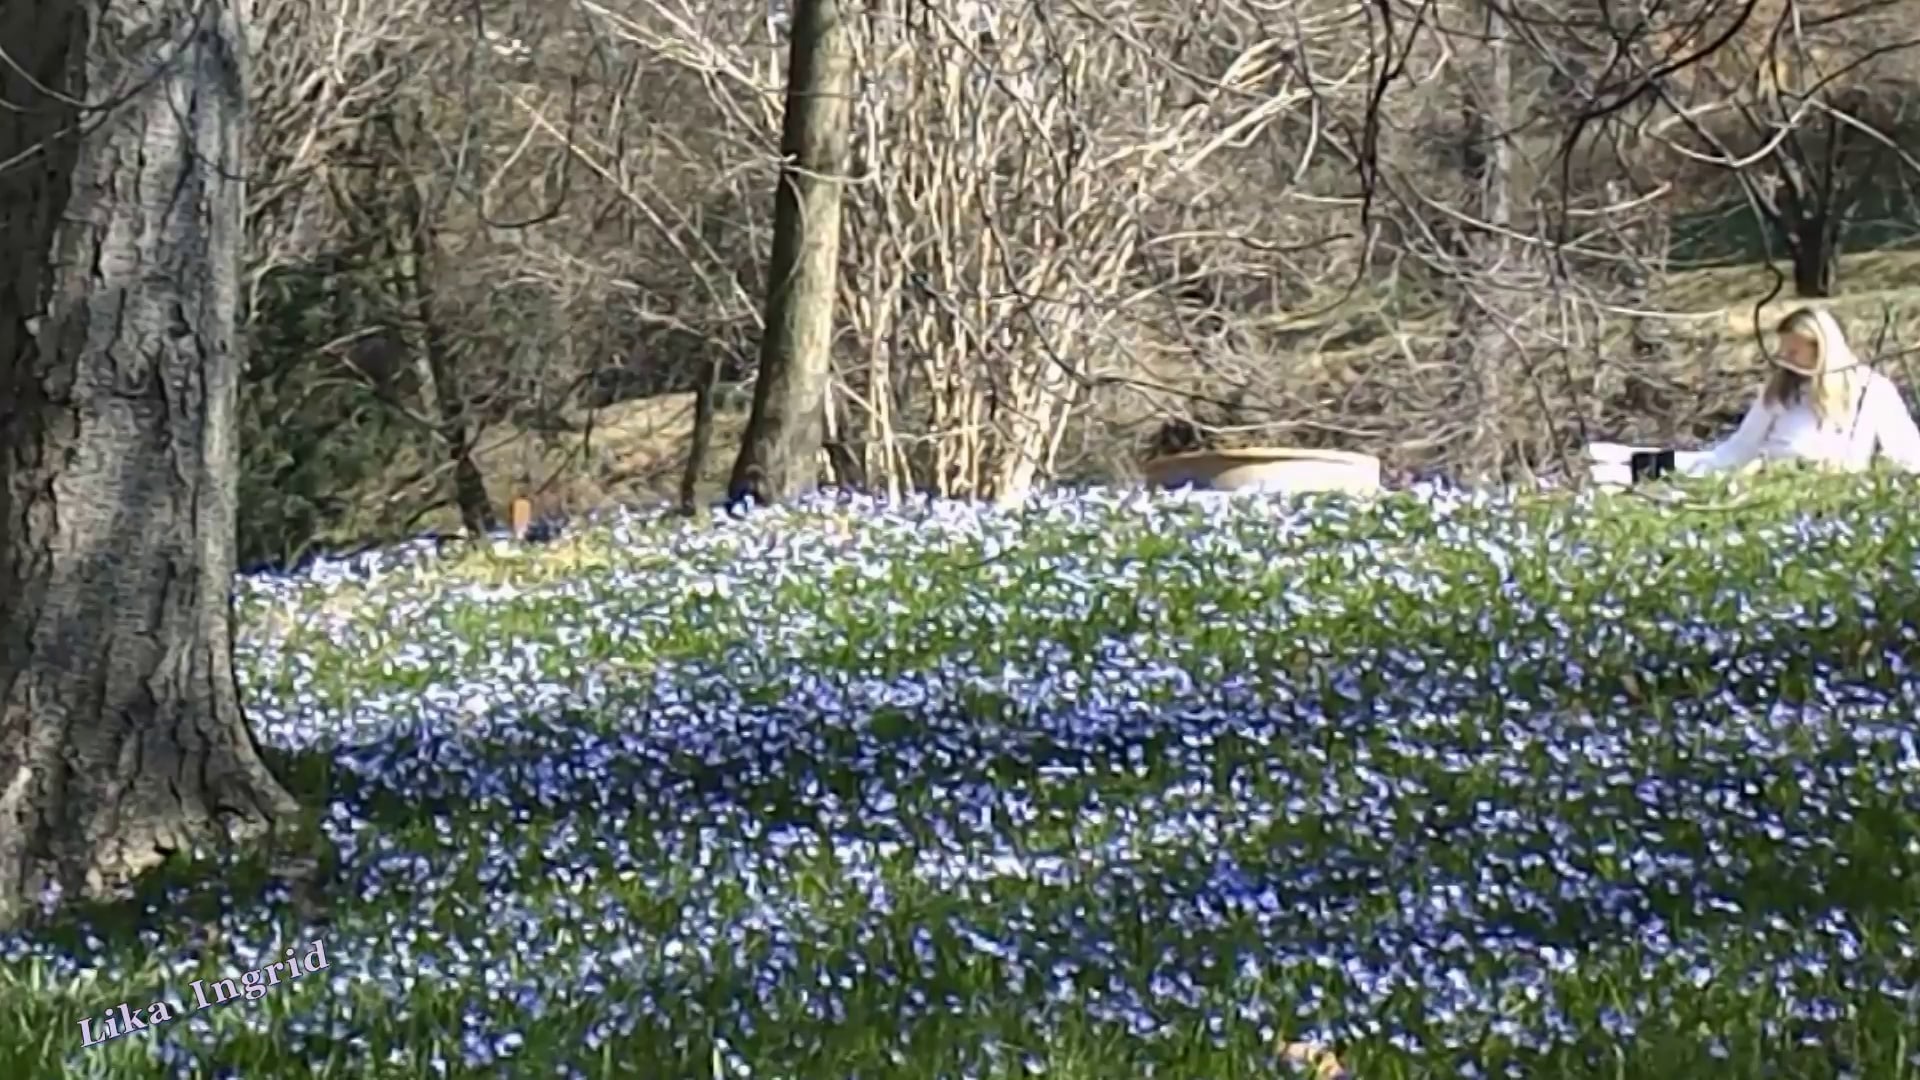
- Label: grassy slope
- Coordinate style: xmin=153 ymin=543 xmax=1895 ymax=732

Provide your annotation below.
xmin=4 ymin=470 xmax=1920 ymax=1077
xmin=1259 ymin=250 xmax=1920 ymax=416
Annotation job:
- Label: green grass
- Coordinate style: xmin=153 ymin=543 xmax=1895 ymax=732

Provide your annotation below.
xmin=5 ymin=470 xmax=1920 ymax=1078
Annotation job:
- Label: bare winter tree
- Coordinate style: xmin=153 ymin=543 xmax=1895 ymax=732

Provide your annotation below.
xmin=596 ymin=0 xmax=1372 ymax=502
xmin=1446 ymin=0 xmax=1525 ymax=478
xmin=212 ymin=0 xmax=1920 ymax=534
xmin=233 ymin=0 xmax=627 ymax=553
xmin=728 ymin=0 xmax=855 ymax=507
xmin=0 ymin=0 xmax=299 ymax=926
xmin=1621 ymin=0 xmax=1920 ymax=297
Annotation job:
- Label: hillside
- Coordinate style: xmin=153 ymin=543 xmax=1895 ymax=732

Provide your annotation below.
xmin=8 ymin=474 xmax=1920 ymax=1076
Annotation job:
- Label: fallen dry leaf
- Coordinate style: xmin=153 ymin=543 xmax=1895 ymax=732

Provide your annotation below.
xmin=1281 ymin=1039 xmax=1349 ymax=1079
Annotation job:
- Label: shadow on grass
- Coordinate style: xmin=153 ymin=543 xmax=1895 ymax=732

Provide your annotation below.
xmin=11 ymin=746 xmax=430 ymax=957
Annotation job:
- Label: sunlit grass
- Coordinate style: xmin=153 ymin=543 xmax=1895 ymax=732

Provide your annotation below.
xmin=5 ymin=470 xmax=1920 ymax=1078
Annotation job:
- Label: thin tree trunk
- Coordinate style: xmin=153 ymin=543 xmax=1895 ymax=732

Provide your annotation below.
xmin=1476 ymin=8 xmax=1513 ymax=238
xmin=0 ymin=0 xmax=298 ymax=928
xmin=389 ymin=169 xmax=494 ymax=537
xmin=1778 ymin=115 xmax=1852 ymax=300
xmin=1452 ymin=0 xmax=1515 ymax=480
xmin=1791 ymin=215 xmax=1836 ymax=298
xmin=728 ymin=0 xmax=854 ymax=507
xmin=821 ymin=385 xmax=868 ymax=491
xmin=680 ymin=354 xmax=721 ymax=514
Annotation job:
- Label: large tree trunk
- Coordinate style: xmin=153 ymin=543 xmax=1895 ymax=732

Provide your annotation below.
xmin=728 ymin=0 xmax=854 ymax=507
xmin=0 ymin=0 xmax=299 ymax=928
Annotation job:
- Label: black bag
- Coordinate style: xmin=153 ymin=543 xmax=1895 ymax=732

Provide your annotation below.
xmin=1630 ymin=449 xmax=1677 ymax=482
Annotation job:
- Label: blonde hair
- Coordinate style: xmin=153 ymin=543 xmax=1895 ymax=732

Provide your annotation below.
xmin=1763 ymin=306 xmax=1863 ymax=428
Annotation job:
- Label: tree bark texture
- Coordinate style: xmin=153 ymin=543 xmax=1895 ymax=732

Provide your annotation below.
xmin=0 ymin=0 xmax=298 ymax=928
xmin=728 ymin=0 xmax=854 ymax=507
xmin=1451 ymin=0 xmax=1516 ymax=479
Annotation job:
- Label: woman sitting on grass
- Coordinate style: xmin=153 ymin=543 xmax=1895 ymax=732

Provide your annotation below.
xmin=1684 ymin=305 xmax=1920 ymax=476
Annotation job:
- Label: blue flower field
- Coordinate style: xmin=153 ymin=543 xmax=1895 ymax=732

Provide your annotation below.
xmin=4 ymin=475 xmax=1920 ymax=1078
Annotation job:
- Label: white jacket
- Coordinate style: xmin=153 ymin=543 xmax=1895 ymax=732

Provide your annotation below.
xmin=1684 ymin=370 xmax=1920 ymax=475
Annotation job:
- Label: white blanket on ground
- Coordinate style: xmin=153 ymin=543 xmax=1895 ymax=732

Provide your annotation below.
xmin=1585 ymin=442 xmax=1708 ymax=486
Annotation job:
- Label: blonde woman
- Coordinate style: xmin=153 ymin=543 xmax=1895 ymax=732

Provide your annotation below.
xmin=1683 ymin=306 xmax=1920 ymax=476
